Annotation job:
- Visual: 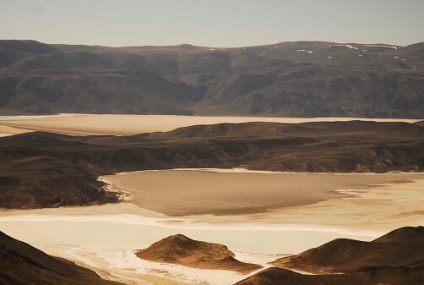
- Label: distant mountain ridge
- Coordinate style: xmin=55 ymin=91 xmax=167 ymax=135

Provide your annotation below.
xmin=1 ymin=40 xmax=423 ymax=117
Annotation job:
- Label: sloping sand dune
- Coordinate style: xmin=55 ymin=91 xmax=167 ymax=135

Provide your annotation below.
xmin=0 ymin=114 xmax=420 ymax=136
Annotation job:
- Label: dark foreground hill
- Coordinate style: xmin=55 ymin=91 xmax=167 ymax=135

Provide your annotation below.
xmin=273 ymin=226 xmax=424 ymax=273
xmin=1 ymin=40 xmax=424 ymax=117
xmin=136 ymin=234 xmax=261 ymax=273
xmin=236 ymin=227 xmax=424 ymax=285
xmin=0 ymin=231 xmax=121 ymax=285
xmin=235 ymin=266 xmax=424 ymax=285
xmin=1 ymin=121 xmax=424 ymax=209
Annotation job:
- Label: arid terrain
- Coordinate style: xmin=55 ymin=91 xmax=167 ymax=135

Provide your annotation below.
xmin=1 ymin=1 xmax=423 ymax=283
xmin=0 ymin=117 xmax=424 ymax=285
xmin=1 ymin=119 xmax=424 ymax=209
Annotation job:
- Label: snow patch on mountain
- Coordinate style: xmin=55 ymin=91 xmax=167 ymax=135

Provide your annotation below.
xmin=363 ymin=44 xmax=399 ymax=50
xmin=328 ymin=44 xmax=359 ymax=50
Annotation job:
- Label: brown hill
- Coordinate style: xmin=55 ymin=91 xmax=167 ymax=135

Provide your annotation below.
xmin=1 ymin=40 xmax=424 ymax=117
xmin=235 ymin=266 xmax=424 ymax=285
xmin=273 ymin=226 xmax=424 ymax=273
xmin=0 ymin=231 xmax=121 ymax=285
xmin=240 ymin=226 xmax=424 ymax=285
xmin=1 ymin=121 xmax=424 ymax=209
xmin=235 ymin=267 xmax=323 ymax=285
xmin=136 ymin=234 xmax=261 ymax=273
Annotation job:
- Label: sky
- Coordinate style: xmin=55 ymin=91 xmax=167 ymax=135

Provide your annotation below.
xmin=0 ymin=0 xmax=423 ymax=47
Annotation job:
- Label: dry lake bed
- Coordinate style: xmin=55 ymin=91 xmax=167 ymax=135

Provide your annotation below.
xmin=1 ymin=168 xmax=423 ymax=284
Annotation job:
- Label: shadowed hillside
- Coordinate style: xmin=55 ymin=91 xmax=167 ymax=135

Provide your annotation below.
xmin=235 ymin=266 xmax=424 ymax=285
xmin=0 ymin=231 xmax=121 ymax=285
xmin=273 ymin=226 xmax=424 ymax=273
xmin=237 ymin=227 xmax=424 ymax=285
xmin=0 ymin=121 xmax=424 ymax=209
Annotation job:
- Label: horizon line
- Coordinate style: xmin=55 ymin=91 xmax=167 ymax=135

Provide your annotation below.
xmin=1 ymin=38 xmax=423 ymax=49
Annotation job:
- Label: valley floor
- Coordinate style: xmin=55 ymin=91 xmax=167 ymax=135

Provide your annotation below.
xmin=1 ymin=169 xmax=423 ymax=284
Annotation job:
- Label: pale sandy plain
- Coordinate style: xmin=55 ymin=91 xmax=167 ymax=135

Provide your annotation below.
xmin=1 ymin=169 xmax=424 ymax=284
xmin=0 ymin=114 xmax=420 ymax=136
xmin=99 ymin=169 xmax=423 ymax=217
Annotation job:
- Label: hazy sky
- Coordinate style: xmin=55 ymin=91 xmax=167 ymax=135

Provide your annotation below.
xmin=1 ymin=0 xmax=423 ymax=47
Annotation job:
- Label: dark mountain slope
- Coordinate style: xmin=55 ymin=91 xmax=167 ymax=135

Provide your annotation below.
xmin=0 ymin=231 xmax=121 ymax=285
xmin=238 ymin=226 xmax=424 ymax=285
xmin=0 ymin=40 xmax=58 ymax=69
xmin=0 ymin=51 xmax=194 ymax=115
xmin=273 ymin=227 xmax=424 ymax=273
xmin=235 ymin=266 xmax=424 ymax=285
xmin=1 ymin=40 xmax=424 ymax=117
xmin=0 ymin=121 xmax=424 ymax=209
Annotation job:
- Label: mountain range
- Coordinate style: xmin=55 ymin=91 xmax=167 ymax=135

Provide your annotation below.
xmin=1 ymin=40 xmax=423 ymax=117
